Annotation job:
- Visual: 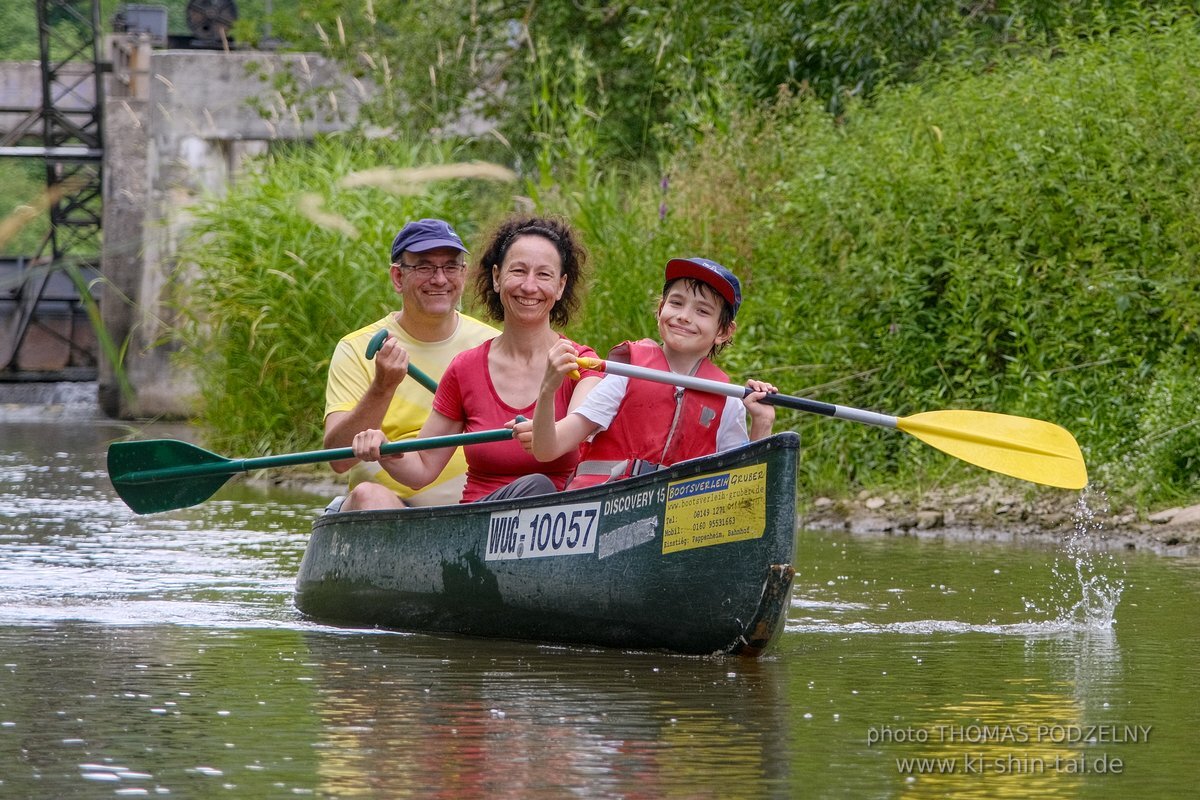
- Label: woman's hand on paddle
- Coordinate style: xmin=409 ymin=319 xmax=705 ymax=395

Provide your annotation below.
xmin=509 ymin=416 xmax=535 ymax=454
xmin=541 ymin=339 xmax=581 ymax=393
xmin=371 ymin=335 xmax=410 ymax=391
xmin=743 ymin=379 xmax=778 ymax=440
xmin=352 ymin=428 xmax=402 ymax=463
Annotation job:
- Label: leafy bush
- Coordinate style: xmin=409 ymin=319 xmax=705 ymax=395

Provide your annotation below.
xmin=1104 ymin=351 xmax=1200 ymax=502
xmin=661 ymin=16 xmax=1200 ymax=498
xmin=247 ymin=1 xmax=1200 ymax=169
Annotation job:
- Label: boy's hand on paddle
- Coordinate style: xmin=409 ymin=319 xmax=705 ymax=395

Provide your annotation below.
xmin=542 ymin=339 xmax=582 ymax=393
xmin=743 ymin=379 xmax=778 ymax=426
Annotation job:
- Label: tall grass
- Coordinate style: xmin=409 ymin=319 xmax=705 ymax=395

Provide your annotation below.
xmin=518 ymin=41 xmax=679 ymax=352
xmin=177 ymin=136 xmax=514 ymax=454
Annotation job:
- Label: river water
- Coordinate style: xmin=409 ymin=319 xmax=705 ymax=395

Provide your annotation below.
xmin=2 ymin=417 xmax=1198 ymax=798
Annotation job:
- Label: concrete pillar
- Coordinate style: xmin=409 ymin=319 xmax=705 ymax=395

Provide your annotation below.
xmin=96 ymin=37 xmax=359 ymax=419
xmin=98 ymin=93 xmax=152 ymax=417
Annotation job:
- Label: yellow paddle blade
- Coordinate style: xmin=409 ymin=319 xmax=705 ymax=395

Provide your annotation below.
xmin=896 ymin=410 xmax=1088 ymax=489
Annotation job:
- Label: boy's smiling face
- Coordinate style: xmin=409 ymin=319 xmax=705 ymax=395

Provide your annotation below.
xmin=657 ymin=280 xmax=735 ymax=362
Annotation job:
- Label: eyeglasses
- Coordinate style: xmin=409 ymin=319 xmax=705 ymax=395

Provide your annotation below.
xmin=398 ymin=260 xmax=466 ymax=277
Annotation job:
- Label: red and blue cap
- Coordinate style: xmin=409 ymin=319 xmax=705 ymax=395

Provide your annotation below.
xmin=390 ymin=219 xmax=468 ymax=262
xmin=665 ymin=257 xmax=742 ymax=317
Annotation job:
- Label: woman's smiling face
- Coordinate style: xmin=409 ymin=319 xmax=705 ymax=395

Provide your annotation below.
xmin=493 ymin=234 xmax=566 ymax=324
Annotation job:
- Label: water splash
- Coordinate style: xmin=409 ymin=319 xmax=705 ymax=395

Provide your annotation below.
xmin=1023 ymin=486 xmax=1124 ymax=629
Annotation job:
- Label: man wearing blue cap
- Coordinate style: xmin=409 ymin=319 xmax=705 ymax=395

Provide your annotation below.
xmin=527 ymin=257 xmax=777 ymax=489
xmin=323 ymin=219 xmax=498 ymax=509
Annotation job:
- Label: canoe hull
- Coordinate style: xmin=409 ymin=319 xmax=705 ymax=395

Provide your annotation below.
xmin=295 ymin=432 xmax=799 ymax=656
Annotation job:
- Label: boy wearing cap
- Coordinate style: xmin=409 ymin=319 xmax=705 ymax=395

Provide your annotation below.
xmin=527 ymin=257 xmax=776 ymax=489
xmin=324 ymin=219 xmax=498 ymax=509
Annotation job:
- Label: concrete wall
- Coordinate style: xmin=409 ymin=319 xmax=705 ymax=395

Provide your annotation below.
xmin=99 ymin=37 xmax=362 ymax=418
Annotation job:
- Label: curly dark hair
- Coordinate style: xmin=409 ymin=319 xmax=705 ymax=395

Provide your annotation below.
xmin=473 ymin=215 xmax=588 ymax=327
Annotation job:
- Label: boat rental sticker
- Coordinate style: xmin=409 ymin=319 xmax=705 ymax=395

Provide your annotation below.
xmin=485 ymin=501 xmax=602 ymax=561
xmin=662 ymin=463 xmax=767 ymax=553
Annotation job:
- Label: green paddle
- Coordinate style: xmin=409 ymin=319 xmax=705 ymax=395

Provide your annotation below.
xmin=366 ymin=328 xmax=438 ymax=393
xmin=108 ymin=428 xmax=514 ymax=514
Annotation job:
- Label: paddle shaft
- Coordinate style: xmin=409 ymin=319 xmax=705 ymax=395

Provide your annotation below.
xmin=366 ymin=328 xmax=438 ymax=393
xmin=577 ymin=358 xmax=898 ymax=429
xmin=575 ymin=356 xmax=1087 ymax=489
xmin=116 ymin=428 xmax=512 ymax=486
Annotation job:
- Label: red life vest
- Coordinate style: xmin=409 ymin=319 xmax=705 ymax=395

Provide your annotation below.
xmin=569 ymin=339 xmax=730 ymax=489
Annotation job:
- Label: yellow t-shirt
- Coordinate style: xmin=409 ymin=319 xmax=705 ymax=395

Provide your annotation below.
xmin=324 ymin=312 xmax=498 ymax=505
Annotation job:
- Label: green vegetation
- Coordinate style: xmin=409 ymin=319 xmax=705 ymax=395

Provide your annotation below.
xmin=177 ymin=137 xmax=492 ymax=454
xmin=693 ymin=20 xmax=1200 ymax=502
xmin=240 ymin=0 xmax=1198 ymax=164
xmin=0 ymin=161 xmax=50 ymax=255
xmin=176 ymin=4 xmax=1200 ymax=509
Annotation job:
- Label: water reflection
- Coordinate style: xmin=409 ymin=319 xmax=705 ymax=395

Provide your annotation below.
xmin=884 ymin=630 xmax=1126 ymax=799
xmin=0 ymin=421 xmax=317 ymax=629
xmin=302 ymin=635 xmax=792 ymax=799
xmin=2 ymin=420 xmax=1199 ymax=797
xmin=0 ymin=624 xmax=324 ymax=796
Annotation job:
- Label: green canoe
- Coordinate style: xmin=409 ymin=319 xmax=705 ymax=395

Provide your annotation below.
xmin=294 ymin=432 xmax=799 ymax=657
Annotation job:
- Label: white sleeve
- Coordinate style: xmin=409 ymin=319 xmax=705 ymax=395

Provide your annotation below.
xmin=716 ymin=396 xmax=750 ymax=451
xmin=572 ymin=374 xmax=629 ymax=432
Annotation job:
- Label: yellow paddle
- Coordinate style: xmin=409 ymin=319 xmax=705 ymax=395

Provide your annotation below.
xmin=576 ymin=357 xmax=1087 ymax=490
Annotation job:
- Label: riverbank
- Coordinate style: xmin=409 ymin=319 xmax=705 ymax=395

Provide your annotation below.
xmin=800 ymin=481 xmax=1200 ymax=558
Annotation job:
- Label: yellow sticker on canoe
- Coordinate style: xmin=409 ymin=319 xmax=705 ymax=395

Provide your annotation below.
xmin=662 ymin=463 xmax=767 ymax=553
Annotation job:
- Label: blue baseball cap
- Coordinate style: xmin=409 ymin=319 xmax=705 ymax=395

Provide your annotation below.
xmin=665 ymin=257 xmax=742 ymax=317
xmin=390 ymin=219 xmax=468 ymax=262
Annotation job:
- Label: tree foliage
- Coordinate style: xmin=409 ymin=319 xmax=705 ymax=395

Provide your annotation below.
xmin=242 ymin=0 xmax=1200 ymax=167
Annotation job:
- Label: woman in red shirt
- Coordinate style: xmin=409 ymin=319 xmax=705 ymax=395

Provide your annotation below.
xmin=350 ymin=215 xmax=601 ymax=502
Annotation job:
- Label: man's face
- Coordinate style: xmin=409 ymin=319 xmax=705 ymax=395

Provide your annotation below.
xmin=391 ymin=246 xmax=467 ymax=318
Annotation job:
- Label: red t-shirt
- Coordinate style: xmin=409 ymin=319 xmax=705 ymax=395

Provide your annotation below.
xmin=433 ymin=337 xmax=599 ymax=502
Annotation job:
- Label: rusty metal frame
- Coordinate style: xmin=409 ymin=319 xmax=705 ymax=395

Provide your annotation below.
xmin=0 ymin=0 xmax=104 ymax=374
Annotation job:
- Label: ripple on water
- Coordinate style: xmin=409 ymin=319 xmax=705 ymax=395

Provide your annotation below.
xmin=790 ymin=490 xmax=1127 ymax=640
xmin=786 ymin=616 xmax=1112 ymax=636
xmin=0 ymin=466 xmax=320 ymax=630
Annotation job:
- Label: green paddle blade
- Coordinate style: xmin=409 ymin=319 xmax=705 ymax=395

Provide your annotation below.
xmin=108 ymin=439 xmax=235 ymax=514
xmin=108 ymin=426 xmax=521 ymax=514
xmin=897 ymin=410 xmax=1088 ymax=490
